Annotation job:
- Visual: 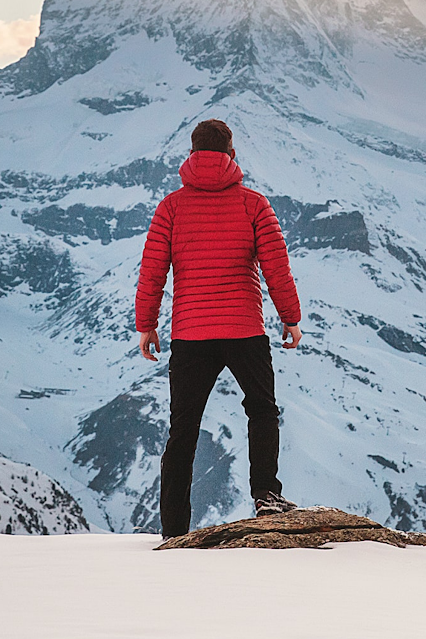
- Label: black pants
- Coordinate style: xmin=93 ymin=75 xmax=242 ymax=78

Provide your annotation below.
xmin=160 ymin=335 xmax=282 ymax=537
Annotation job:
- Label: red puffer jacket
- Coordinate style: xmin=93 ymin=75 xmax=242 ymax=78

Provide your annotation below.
xmin=135 ymin=151 xmax=301 ymax=340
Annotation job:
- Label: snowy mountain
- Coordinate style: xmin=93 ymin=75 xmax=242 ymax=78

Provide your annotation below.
xmin=0 ymin=0 xmax=425 ymax=533
xmin=0 ymin=455 xmax=90 ymax=534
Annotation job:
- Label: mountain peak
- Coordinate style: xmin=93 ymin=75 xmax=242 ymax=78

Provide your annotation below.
xmin=1 ymin=0 xmax=425 ymax=98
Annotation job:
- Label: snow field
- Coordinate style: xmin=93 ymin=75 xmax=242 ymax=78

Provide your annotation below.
xmin=1 ymin=533 xmax=426 ymax=639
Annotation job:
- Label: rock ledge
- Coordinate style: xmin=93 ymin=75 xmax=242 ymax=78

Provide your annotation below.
xmin=155 ymin=507 xmax=426 ymax=550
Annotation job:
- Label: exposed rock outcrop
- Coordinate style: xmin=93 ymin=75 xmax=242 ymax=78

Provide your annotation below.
xmin=155 ymin=507 xmax=426 ymax=550
xmin=0 ymin=456 xmax=90 ymax=535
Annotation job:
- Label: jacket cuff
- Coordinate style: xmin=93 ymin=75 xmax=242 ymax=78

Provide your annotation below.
xmin=136 ymin=320 xmax=158 ymax=333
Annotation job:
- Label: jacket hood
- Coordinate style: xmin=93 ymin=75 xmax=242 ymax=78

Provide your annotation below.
xmin=179 ymin=150 xmax=244 ymax=191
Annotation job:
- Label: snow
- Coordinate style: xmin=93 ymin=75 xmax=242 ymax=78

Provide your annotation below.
xmin=0 ymin=533 xmax=425 ymax=638
xmin=315 ymin=201 xmax=345 ymax=219
xmin=404 ymin=0 xmax=426 ymax=27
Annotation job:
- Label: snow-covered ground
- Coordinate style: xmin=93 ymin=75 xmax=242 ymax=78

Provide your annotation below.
xmin=1 ymin=533 xmax=425 ymax=638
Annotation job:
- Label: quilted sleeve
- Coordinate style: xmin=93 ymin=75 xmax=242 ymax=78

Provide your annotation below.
xmin=253 ymin=195 xmax=301 ymax=325
xmin=135 ymin=199 xmax=172 ymax=332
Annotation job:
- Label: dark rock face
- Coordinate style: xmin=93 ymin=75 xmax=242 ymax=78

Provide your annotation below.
xmin=0 ymin=457 xmax=90 ymax=535
xmin=383 ymin=481 xmax=426 ymax=532
xmin=103 ymin=157 xmax=182 ymax=192
xmin=79 ymin=92 xmax=152 ymax=114
xmin=1 ymin=157 xmax=181 ymax=204
xmin=368 ymin=455 xmax=399 ymax=473
xmin=0 ymin=237 xmax=80 ymax=305
xmin=382 ymin=228 xmax=426 ymax=290
xmin=1 ymin=160 xmax=181 ymax=206
xmin=66 ymin=393 xmax=168 ymax=495
xmin=22 ymin=202 xmax=151 ymax=244
xmin=269 ymin=197 xmax=370 ymax=254
xmin=155 ymin=506 xmax=426 ymax=550
xmin=357 ymin=313 xmax=426 ymax=356
xmin=81 ymin=131 xmax=111 ymax=141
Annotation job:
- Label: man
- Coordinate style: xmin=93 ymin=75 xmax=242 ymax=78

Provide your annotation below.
xmin=135 ymin=119 xmax=302 ymax=540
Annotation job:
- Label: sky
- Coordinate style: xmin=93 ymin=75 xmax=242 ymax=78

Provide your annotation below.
xmin=0 ymin=0 xmax=43 ymax=69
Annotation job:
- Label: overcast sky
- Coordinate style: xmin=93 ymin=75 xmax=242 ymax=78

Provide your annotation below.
xmin=0 ymin=0 xmax=43 ymax=23
xmin=0 ymin=0 xmax=43 ymax=69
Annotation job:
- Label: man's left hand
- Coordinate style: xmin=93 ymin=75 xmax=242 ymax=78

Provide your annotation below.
xmin=282 ymin=324 xmax=302 ymax=349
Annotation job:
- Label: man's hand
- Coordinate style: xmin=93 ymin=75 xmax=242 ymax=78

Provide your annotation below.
xmin=282 ymin=324 xmax=302 ymax=349
xmin=139 ymin=330 xmax=161 ymax=361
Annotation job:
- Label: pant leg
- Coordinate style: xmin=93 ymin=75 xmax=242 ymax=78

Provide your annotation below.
xmin=161 ymin=339 xmax=224 ymax=536
xmin=222 ymin=335 xmax=282 ymax=499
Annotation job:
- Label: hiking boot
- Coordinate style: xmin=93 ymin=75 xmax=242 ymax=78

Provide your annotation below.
xmin=255 ymin=491 xmax=298 ymax=517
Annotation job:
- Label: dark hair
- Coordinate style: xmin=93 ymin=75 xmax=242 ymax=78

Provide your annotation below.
xmin=191 ymin=119 xmax=233 ymax=155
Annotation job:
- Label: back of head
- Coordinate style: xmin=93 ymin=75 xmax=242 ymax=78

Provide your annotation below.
xmin=191 ymin=119 xmax=233 ymax=157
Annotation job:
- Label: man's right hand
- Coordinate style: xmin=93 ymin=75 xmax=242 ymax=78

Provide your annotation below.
xmin=282 ymin=324 xmax=302 ymax=349
xmin=139 ymin=330 xmax=161 ymax=361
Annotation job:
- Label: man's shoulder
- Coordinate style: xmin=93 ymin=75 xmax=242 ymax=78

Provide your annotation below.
xmin=238 ymin=184 xmax=270 ymax=211
xmin=161 ymin=187 xmax=184 ymax=206
xmin=157 ymin=187 xmax=185 ymax=217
